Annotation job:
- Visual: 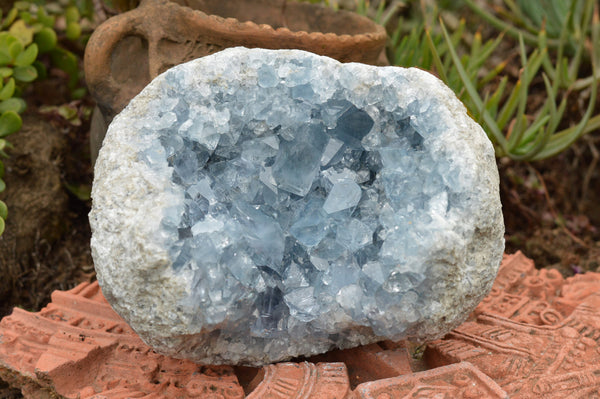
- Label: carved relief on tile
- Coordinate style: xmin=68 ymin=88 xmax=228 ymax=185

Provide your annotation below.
xmin=428 ymin=292 xmax=600 ymax=398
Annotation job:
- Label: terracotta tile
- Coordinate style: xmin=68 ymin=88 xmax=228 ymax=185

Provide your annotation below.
xmin=471 ymin=251 xmax=600 ymax=326
xmin=306 ymin=343 xmax=413 ymax=388
xmin=354 ymin=361 xmax=508 ymax=399
xmin=3 ymin=252 xmax=600 ymax=398
xmin=0 ymin=282 xmax=244 ymax=398
xmin=246 ymin=362 xmax=353 ymax=399
xmin=427 ymin=297 xmax=600 ymax=398
xmin=473 ymin=251 xmax=565 ymax=324
xmin=427 ymin=251 xmax=600 ymax=398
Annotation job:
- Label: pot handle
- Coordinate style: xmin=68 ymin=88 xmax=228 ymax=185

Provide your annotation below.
xmin=84 ymin=9 xmax=146 ymax=121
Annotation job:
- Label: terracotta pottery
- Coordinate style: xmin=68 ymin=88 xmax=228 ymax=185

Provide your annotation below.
xmin=84 ymin=0 xmax=387 ymax=161
xmin=4 ymin=252 xmax=600 ymax=398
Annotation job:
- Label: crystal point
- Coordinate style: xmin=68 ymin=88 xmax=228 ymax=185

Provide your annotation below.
xmin=323 ymin=180 xmax=362 ymax=214
xmin=272 ymin=123 xmax=327 ymax=196
xmin=328 ymin=104 xmax=374 ymax=148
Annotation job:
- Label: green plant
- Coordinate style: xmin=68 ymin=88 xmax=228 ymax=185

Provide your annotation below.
xmin=438 ymin=21 xmax=598 ymax=160
xmin=463 ymin=0 xmax=591 ymax=57
xmin=14 ymin=0 xmax=89 ymax=97
xmin=389 ymin=16 xmax=506 ymax=89
xmin=0 ymin=1 xmax=89 ymax=235
xmin=429 ymin=0 xmax=599 ymax=160
xmin=376 ymin=0 xmax=600 ymax=161
xmin=0 ymin=11 xmax=42 ymax=234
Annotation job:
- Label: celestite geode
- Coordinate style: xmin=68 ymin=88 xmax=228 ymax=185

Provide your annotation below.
xmin=90 ymin=47 xmax=504 ymax=366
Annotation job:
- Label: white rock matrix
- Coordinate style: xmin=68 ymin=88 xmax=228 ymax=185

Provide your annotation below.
xmin=90 ymin=47 xmax=504 ymax=366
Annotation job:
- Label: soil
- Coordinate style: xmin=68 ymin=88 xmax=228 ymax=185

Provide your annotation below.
xmin=500 ymin=137 xmax=600 ymax=276
xmin=0 ymin=86 xmax=95 ymax=319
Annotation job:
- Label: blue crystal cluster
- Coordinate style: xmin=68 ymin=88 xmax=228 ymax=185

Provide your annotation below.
xmin=149 ymin=55 xmax=465 ymax=331
xmin=95 ymin=48 xmax=504 ymax=365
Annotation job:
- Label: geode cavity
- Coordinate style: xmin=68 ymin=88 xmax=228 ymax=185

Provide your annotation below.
xmin=90 ymin=47 xmax=504 ymax=366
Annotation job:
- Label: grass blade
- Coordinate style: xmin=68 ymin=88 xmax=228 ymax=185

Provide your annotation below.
xmin=425 ymin=28 xmax=448 ymax=83
xmin=439 ymin=20 xmax=509 ymax=153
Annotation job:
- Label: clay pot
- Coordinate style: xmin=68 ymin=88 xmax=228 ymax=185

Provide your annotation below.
xmin=84 ymin=0 xmax=387 ymax=161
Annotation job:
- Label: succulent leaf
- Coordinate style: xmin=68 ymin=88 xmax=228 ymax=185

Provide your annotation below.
xmin=0 ymin=67 xmax=13 ymax=78
xmin=8 ymin=19 xmax=33 ymax=46
xmin=14 ymin=42 xmax=37 ymax=66
xmin=0 ymin=110 xmax=22 ymax=137
xmin=33 ymin=27 xmax=56 ymax=53
xmin=0 ymin=199 xmax=7 ymax=220
xmin=13 ymin=64 xmax=37 ymax=82
xmin=65 ymin=21 xmax=81 ymax=40
xmin=0 ymin=98 xmax=26 ymax=114
xmin=0 ymin=78 xmax=15 ymax=100
xmin=8 ymin=39 xmax=23 ymax=60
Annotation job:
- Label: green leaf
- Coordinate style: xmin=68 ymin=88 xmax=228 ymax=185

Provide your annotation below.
xmin=507 ymin=75 xmax=530 ymax=151
xmin=36 ymin=8 xmax=55 ymax=28
xmin=65 ymin=21 xmax=81 ymax=40
xmin=76 ymin=0 xmax=95 ymax=18
xmin=13 ymin=65 xmax=37 ymax=82
xmin=486 ymin=76 xmax=508 ymax=118
xmin=14 ymin=43 xmax=37 ymax=66
xmin=0 ymin=198 xmax=7 ymax=219
xmin=51 ymin=48 xmax=78 ymax=74
xmin=0 ymin=177 xmax=5 ymax=192
xmin=0 ymin=32 xmax=16 ymax=49
xmin=8 ymin=39 xmax=23 ymax=61
xmin=9 ymin=19 xmax=33 ymax=46
xmin=0 ymin=33 xmax=14 ymax=65
xmin=463 ymin=0 xmax=558 ymax=49
xmin=533 ymin=83 xmax=598 ymax=159
xmin=425 ymin=29 xmax=448 ymax=84
xmin=33 ymin=27 xmax=57 ymax=53
xmin=70 ymin=86 xmax=86 ymax=100
xmin=0 ymin=98 xmax=26 ymax=114
xmin=515 ymin=115 xmax=551 ymax=149
xmin=439 ymin=21 xmax=509 ymax=153
xmin=19 ymin=11 xmax=31 ymax=24
xmin=1 ymin=8 xmax=18 ymax=30
xmin=497 ymin=80 xmax=523 ymax=130
xmin=473 ymin=32 xmax=505 ymax=70
xmin=51 ymin=48 xmax=79 ymax=88
xmin=32 ymin=60 xmax=46 ymax=79
xmin=0 ymin=138 xmax=12 ymax=152
xmin=65 ymin=6 xmax=80 ymax=24
xmin=65 ymin=182 xmax=91 ymax=201
xmin=479 ymin=59 xmax=507 ymax=89
xmin=0 ymin=78 xmax=15 ymax=100
xmin=13 ymin=1 xmax=31 ymax=11
xmin=30 ymin=22 xmax=44 ymax=34
xmin=0 ymin=67 xmax=13 ymax=78
xmin=0 ymin=214 xmax=5 ymax=235
xmin=0 ymin=111 xmax=22 ymax=137
xmin=0 ymin=51 xmax=11 ymax=66
xmin=58 ymin=104 xmax=77 ymax=119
